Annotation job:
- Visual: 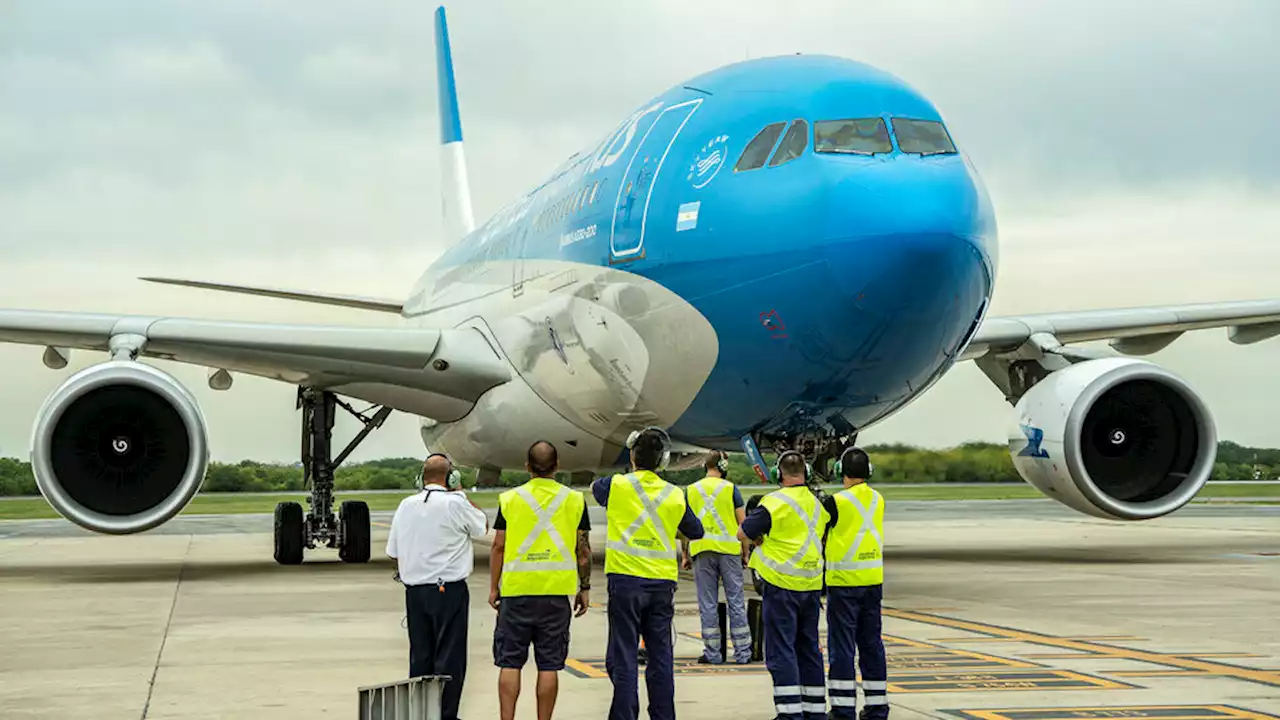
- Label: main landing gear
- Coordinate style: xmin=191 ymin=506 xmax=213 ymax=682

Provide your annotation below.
xmin=274 ymin=388 xmax=392 ymax=566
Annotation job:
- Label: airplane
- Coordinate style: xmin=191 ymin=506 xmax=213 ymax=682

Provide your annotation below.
xmin=3 ymin=6 xmax=1279 ymax=566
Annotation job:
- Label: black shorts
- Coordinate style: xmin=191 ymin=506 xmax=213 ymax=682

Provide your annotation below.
xmin=493 ymin=596 xmax=572 ymax=671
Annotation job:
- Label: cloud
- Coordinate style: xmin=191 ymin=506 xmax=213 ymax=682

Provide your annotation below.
xmin=1 ymin=0 xmax=1279 ymax=458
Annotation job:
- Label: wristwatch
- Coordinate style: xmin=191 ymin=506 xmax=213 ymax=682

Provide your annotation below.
xmin=580 ymin=585 xmax=591 ymax=591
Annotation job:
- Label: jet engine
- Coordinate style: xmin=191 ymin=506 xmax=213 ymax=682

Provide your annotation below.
xmin=30 ymin=362 xmax=209 ymax=534
xmin=1009 ymin=357 xmax=1216 ymax=520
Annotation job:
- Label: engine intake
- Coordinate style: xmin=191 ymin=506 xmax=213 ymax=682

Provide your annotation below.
xmin=1009 ymin=357 xmax=1215 ymax=520
xmin=31 ymin=362 xmax=209 ymax=534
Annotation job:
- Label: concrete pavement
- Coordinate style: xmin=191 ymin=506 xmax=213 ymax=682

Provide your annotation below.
xmin=1 ymin=505 xmax=1278 ymax=718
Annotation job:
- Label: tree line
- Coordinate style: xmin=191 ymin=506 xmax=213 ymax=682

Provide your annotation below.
xmin=0 ymin=440 xmax=1275 ymax=496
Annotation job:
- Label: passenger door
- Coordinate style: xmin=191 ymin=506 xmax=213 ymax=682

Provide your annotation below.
xmin=609 ymin=99 xmax=702 ymax=262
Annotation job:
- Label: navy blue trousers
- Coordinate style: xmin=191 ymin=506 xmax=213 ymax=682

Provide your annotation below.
xmin=827 ymin=585 xmax=888 ymax=719
xmin=762 ymin=582 xmax=827 ymax=720
xmin=606 ymin=576 xmax=676 ymax=720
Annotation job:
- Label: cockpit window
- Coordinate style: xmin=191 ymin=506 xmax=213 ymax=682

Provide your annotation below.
xmin=892 ymin=118 xmax=957 ymax=156
xmin=735 ymin=122 xmax=786 ymax=172
xmin=814 ymin=118 xmax=892 ymax=155
xmin=768 ymin=119 xmax=809 ymax=168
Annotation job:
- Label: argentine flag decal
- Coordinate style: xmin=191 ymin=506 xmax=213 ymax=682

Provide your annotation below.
xmin=676 ymin=201 xmax=700 ymax=232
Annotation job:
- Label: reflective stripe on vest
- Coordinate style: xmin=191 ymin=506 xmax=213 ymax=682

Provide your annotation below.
xmin=749 ymin=487 xmax=826 ymax=592
xmin=604 ymin=471 xmax=686 ymax=581
xmin=688 ymin=478 xmax=739 ymax=556
xmin=500 ymin=480 xmax=582 ymax=597
xmin=825 ymin=485 xmax=884 ymax=587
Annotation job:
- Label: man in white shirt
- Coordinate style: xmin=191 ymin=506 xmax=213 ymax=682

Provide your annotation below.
xmin=387 ymin=453 xmax=489 ymax=720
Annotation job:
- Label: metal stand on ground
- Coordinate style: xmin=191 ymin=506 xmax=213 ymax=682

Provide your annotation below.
xmin=748 ymin=597 xmax=765 ymax=662
xmin=357 ymin=675 xmax=450 ymax=720
xmin=717 ymin=601 xmax=728 ymax=661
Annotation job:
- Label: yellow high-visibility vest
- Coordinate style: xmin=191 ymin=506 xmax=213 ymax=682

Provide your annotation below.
xmin=499 ymin=478 xmax=585 ymax=597
xmin=605 ymin=470 xmax=687 ymax=581
xmin=687 ymin=476 xmax=740 ymax=556
xmin=748 ymin=485 xmax=829 ymax=592
xmin=824 ymin=483 xmax=885 ymax=587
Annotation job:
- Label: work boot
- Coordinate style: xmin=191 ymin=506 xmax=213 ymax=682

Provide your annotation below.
xmin=696 ymin=653 xmax=721 ymax=665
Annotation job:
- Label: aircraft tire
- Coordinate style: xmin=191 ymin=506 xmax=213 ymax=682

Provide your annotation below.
xmin=274 ymin=502 xmax=305 ymax=566
xmin=339 ymin=501 xmax=371 ymax=564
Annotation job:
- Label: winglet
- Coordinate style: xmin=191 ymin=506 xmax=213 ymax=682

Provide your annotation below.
xmin=433 ymin=6 xmax=476 ymax=239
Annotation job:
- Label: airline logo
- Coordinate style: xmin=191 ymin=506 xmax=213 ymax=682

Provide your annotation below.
xmin=1017 ymin=424 xmax=1050 ymax=459
xmin=687 ymin=134 xmax=729 ymax=189
xmin=676 ymin=202 xmax=701 ymax=232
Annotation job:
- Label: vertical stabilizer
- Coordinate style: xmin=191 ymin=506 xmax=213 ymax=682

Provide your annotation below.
xmin=434 ymin=6 xmax=476 ymax=240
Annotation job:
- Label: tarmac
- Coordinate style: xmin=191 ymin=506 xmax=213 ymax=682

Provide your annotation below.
xmin=0 ymin=501 xmax=1277 ymax=719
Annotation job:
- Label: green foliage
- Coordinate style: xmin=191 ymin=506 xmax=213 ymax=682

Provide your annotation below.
xmin=0 ymin=440 xmax=1277 ymax=496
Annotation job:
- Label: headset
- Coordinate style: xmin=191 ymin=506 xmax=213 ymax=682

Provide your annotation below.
xmin=833 ymin=446 xmax=873 ymax=480
xmin=424 ymin=452 xmax=463 ymax=490
xmin=712 ymin=450 xmax=729 ymax=476
xmin=625 ymin=426 xmax=672 ymax=471
xmin=771 ymin=449 xmax=813 ymax=484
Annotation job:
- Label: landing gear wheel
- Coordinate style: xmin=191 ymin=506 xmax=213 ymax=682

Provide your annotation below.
xmin=339 ymin=500 xmax=371 ymax=564
xmin=274 ymin=502 xmax=305 ymax=566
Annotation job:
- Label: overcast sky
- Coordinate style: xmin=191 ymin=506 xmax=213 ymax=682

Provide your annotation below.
xmin=2 ymin=0 xmax=1279 ymax=462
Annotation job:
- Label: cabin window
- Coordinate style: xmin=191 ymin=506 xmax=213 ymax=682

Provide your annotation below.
xmin=768 ymin=119 xmax=809 ymax=167
xmin=734 ymin=122 xmax=786 ymax=171
xmin=891 ymin=118 xmax=957 ymax=155
xmin=813 ymin=118 xmax=892 ymax=155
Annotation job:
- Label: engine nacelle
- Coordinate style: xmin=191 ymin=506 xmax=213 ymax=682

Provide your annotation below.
xmin=31 ymin=362 xmax=210 ymax=534
xmin=1009 ymin=357 xmax=1216 ymax=520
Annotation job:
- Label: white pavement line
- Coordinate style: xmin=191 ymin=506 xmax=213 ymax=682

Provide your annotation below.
xmin=141 ymin=534 xmax=193 ymax=720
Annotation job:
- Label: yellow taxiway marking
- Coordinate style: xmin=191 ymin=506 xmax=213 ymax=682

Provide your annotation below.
xmin=887 ymin=608 xmax=1280 ymax=688
xmin=373 ymin=521 xmax=392 ymax=529
xmin=1022 ymin=652 xmax=1265 ymax=660
xmin=932 ymin=635 xmax=1146 ymax=644
xmin=888 ymin=669 xmax=1131 ymax=693
xmin=564 ymin=658 xmax=608 ymax=679
xmin=947 ymin=705 xmax=1280 ymax=720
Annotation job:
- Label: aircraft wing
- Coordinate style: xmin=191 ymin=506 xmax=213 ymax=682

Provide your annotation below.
xmin=964 ymin=299 xmax=1280 ymax=361
xmin=0 ymin=309 xmax=511 ymax=422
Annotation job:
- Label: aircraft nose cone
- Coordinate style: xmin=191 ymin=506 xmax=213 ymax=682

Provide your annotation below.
xmin=819 ymin=159 xmax=995 ymax=361
xmin=828 ymin=156 xmax=994 ymax=247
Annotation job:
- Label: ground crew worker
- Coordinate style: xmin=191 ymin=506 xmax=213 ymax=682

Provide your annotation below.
xmin=681 ymin=451 xmax=752 ymax=664
xmin=822 ymin=448 xmax=888 ymax=718
xmin=592 ymin=427 xmax=705 ymax=720
xmin=386 ymin=453 xmax=489 ymax=720
xmin=489 ymin=441 xmax=592 ymax=720
xmin=739 ymin=450 xmax=830 ymax=720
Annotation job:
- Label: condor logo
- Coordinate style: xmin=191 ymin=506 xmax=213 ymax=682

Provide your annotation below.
xmin=1017 ymin=424 xmax=1050 ymax=459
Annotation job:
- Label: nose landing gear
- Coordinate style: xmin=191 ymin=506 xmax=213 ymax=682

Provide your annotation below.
xmin=273 ymin=388 xmax=392 ymax=566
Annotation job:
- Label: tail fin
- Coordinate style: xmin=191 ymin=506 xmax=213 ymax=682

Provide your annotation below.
xmin=434 ymin=6 xmax=476 ymax=240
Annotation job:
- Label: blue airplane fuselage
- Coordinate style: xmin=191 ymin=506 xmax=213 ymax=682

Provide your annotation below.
xmin=411 ymin=53 xmax=996 ymax=465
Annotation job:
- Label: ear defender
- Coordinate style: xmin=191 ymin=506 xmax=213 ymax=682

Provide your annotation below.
xmin=771 ymin=450 xmax=812 ymax=484
xmin=626 ymin=426 xmax=672 ymax=471
xmin=425 ymin=452 xmax=463 ymax=490
xmin=715 ymin=451 xmax=729 ymax=475
xmin=834 ymin=447 xmax=872 ymax=480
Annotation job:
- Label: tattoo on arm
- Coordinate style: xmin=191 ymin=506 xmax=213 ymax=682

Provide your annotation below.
xmin=576 ymin=529 xmax=592 ymax=586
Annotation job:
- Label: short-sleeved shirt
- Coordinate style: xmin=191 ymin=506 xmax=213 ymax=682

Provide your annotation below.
xmin=386 ymin=485 xmax=488 ymax=585
xmin=591 ymin=474 xmax=705 ymax=590
xmin=741 ymin=490 xmax=838 ymax=541
xmin=493 ymin=505 xmax=591 ymax=532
